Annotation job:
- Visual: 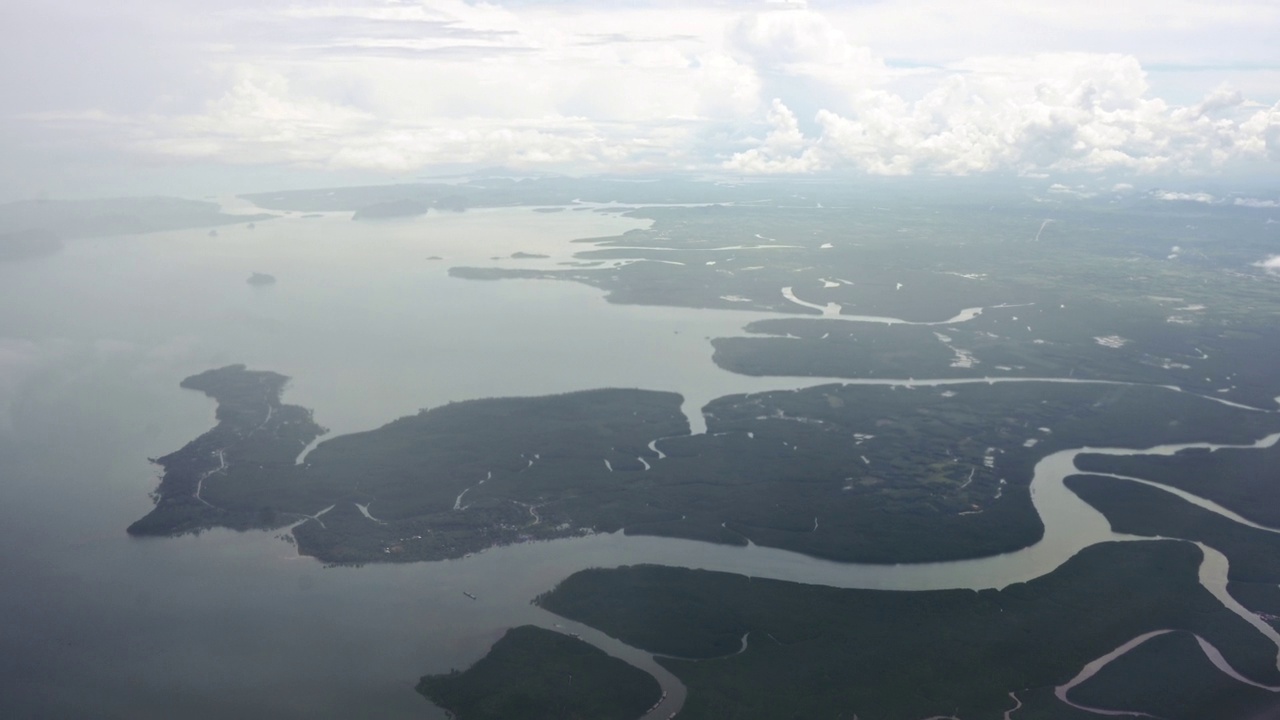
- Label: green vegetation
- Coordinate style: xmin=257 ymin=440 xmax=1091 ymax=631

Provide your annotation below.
xmin=1067 ymin=630 xmax=1280 ymax=719
xmin=1065 ymin=474 xmax=1280 ymax=584
xmin=534 ymin=542 xmax=1278 ymax=719
xmin=135 ymin=366 xmax=1279 ymax=566
xmin=127 ymin=365 xmax=326 ymax=537
xmin=416 ymin=625 xmax=660 ymax=720
xmin=712 ymin=304 xmax=1280 ymax=410
xmin=434 ymin=184 xmax=1280 ymax=409
xmin=1076 ymin=440 xmax=1280 ymax=526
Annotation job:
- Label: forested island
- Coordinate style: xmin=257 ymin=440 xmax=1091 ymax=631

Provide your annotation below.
xmin=417 ymin=626 xmax=661 ymax=720
xmin=132 ymin=366 xmax=1279 ymax=568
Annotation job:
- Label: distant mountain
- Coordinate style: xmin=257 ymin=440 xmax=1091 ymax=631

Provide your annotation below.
xmin=0 ymin=196 xmax=273 ymax=240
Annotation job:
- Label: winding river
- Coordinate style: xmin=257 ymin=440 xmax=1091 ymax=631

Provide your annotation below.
xmin=2 ymin=202 xmax=1277 ymax=718
xmin=422 ymin=429 xmax=1280 ymax=720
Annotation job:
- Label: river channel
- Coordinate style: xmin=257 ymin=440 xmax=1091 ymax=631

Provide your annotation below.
xmin=1 ymin=204 xmax=1276 ymax=718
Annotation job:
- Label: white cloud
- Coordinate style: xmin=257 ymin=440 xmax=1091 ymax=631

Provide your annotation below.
xmin=724 ymin=99 xmax=825 ymax=174
xmin=1234 ymin=197 xmax=1280 ymax=207
xmin=729 ymin=53 xmax=1280 ymax=176
xmin=1254 ymin=255 xmax=1280 ymax=274
xmin=1154 ymin=191 xmax=1217 ymax=203
xmin=3 ymin=0 xmax=1280 ymax=188
xmin=1048 ymin=184 xmax=1096 ymax=198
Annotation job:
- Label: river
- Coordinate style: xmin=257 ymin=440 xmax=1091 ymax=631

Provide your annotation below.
xmin=1 ymin=204 xmax=1276 ymax=718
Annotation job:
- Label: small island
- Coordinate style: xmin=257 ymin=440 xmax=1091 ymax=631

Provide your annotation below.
xmin=246 ymin=272 xmax=276 ymax=286
xmin=417 ymin=625 xmax=661 ymax=720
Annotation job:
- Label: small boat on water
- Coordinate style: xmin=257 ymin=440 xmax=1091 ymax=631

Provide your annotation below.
xmin=463 ymin=591 xmax=477 ymax=600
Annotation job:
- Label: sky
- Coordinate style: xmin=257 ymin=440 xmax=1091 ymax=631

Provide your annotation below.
xmin=2 ymin=0 xmax=1279 ymax=199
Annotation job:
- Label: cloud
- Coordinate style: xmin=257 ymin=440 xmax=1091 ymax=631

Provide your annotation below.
xmin=3 ymin=0 xmax=1280 ymax=188
xmin=1254 ymin=255 xmax=1280 ymax=274
xmin=728 ymin=53 xmax=1280 ymax=176
xmin=96 ymin=66 xmax=715 ymax=173
xmin=1154 ymin=191 xmax=1217 ymax=203
xmin=1234 ymin=197 xmax=1280 ymax=207
xmin=723 ymin=99 xmax=824 ymax=174
xmin=1048 ymin=183 xmax=1096 ymax=198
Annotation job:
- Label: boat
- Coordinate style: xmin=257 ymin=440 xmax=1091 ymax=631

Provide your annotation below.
xmin=463 ymin=591 xmax=477 ymax=600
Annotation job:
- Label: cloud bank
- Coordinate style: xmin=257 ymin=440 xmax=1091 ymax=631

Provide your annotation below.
xmin=4 ymin=0 xmax=1280 ymax=190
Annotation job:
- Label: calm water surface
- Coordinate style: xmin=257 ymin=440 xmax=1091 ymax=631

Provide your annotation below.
xmin=0 ymin=207 xmax=857 ymax=718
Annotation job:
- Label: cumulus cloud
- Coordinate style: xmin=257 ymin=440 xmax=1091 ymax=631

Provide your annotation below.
xmin=729 ymin=7 xmax=889 ymax=93
xmin=4 ymin=0 xmax=1280 ymax=187
xmin=723 ymin=99 xmax=825 ymax=174
xmin=729 ymin=53 xmax=1280 ymax=176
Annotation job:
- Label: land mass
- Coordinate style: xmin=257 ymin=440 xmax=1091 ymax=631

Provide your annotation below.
xmin=1065 ymin=473 xmax=1280 ymax=584
xmin=127 ymin=365 xmax=326 ymax=537
xmin=1067 ymin=630 xmax=1280 ymax=720
xmin=1075 ymin=438 xmax=1280 ymax=526
xmin=533 ymin=541 xmax=1279 ymax=719
xmin=416 ymin=625 xmax=661 ymax=720
xmin=0 ymin=196 xmax=273 ymax=240
xmin=133 ymin=366 xmax=1279 ymax=567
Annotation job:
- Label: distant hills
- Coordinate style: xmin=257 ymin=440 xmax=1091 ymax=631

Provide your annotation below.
xmin=0 ymin=196 xmax=273 ymax=261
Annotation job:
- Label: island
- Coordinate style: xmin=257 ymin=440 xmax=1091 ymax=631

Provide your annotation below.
xmin=246 ymin=272 xmax=276 ymax=286
xmin=1075 ymin=439 xmax=1280 ymax=526
xmin=1067 ymin=630 xmax=1280 ymax=720
xmin=132 ymin=366 xmax=1279 ymax=567
xmin=531 ymin=541 xmax=1279 ymax=719
xmin=416 ymin=625 xmax=661 ymax=720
